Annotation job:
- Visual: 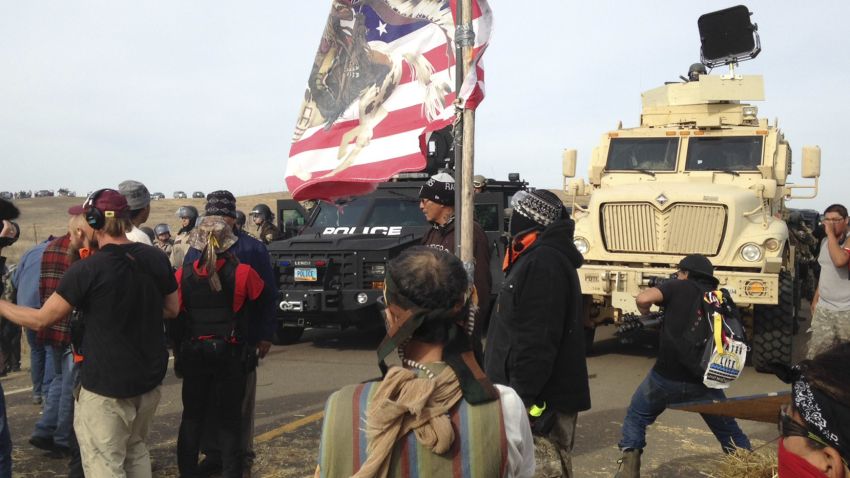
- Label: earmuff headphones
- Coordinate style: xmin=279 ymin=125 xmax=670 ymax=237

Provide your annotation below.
xmin=84 ymin=189 xmax=116 ymax=230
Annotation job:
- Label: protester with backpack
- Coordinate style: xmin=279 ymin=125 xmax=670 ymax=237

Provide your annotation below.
xmin=174 ymin=216 xmax=264 ymax=478
xmin=614 ymin=254 xmax=751 ymax=478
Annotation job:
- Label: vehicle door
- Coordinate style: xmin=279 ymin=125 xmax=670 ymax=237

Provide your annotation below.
xmin=473 ymin=191 xmax=508 ymax=294
xmin=277 ymin=199 xmax=310 ymax=240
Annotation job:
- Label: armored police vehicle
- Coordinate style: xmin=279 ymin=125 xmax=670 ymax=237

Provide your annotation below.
xmin=268 ymin=172 xmax=528 ymax=344
xmin=562 ymin=6 xmax=822 ymax=371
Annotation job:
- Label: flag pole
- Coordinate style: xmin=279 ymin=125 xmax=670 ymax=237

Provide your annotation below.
xmin=454 ymin=0 xmax=476 ymax=269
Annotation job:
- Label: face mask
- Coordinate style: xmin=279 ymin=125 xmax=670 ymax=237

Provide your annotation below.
xmin=778 ymin=438 xmax=829 ymax=478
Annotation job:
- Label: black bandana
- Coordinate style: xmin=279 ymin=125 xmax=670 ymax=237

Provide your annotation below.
xmin=793 ymin=376 xmax=850 ymax=463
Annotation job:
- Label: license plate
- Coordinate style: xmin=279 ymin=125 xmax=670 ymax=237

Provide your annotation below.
xmin=294 ymin=267 xmax=318 ymax=282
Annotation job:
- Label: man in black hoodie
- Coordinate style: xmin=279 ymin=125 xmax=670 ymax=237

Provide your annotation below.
xmin=485 ymin=189 xmax=590 ymax=478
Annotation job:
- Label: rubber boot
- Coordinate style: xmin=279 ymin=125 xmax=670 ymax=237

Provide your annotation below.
xmin=614 ymin=449 xmax=641 ymax=478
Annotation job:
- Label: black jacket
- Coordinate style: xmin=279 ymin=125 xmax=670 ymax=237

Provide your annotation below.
xmin=484 ymin=219 xmax=591 ymax=413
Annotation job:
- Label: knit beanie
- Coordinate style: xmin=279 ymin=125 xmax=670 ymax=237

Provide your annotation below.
xmin=512 ymin=189 xmax=564 ymax=229
xmin=418 ymin=173 xmax=455 ymax=206
xmin=205 ymin=190 xmax=237 ymax=218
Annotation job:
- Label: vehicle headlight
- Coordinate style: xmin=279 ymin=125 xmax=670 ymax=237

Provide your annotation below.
xmin=764 ymin=238 xmax=781 ymax=252
xmin=741 ymin=243 xmax=763 ymax=262
xmin=574 ymin=237 xmax=589 ymax=254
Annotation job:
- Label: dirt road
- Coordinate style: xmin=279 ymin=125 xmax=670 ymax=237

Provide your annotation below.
xmin=4 ymin=319 xmax=811 ymax=477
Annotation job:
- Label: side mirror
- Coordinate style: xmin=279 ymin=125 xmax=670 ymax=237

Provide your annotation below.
xmin=801 ymin=146 xmax=821 ymax=178
xmin=562 ymin=149 xmax=577 ymax=178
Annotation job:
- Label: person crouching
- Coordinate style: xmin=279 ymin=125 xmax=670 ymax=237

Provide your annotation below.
xmin=175 ymin=216 xmax=264 ymax=478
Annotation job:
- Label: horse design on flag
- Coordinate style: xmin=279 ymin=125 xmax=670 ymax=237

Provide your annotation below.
xmin=292 ymin=0 xmax=450 ymax=178
xmin=286 ymin=0 xmax=492 ymax=201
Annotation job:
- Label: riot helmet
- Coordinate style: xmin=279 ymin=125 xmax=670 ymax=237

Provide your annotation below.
xmin=154 ymin=223 xmax=171 ymax=237
xmin=235 ymin=210 xmax=247 ymax=229
xmin=176 ymin=205 xmax=199 ymax=221
xmin=250 ymin=204 xmax=274 ymax=222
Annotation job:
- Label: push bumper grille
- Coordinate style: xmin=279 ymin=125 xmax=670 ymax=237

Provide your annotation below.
xmin=601 ymin=202 xmax=726 ymax=255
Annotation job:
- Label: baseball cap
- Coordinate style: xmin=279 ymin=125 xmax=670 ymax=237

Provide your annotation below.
xmin=118 ymin=180 xmax=151 ymax=211
xmin=68 ymin=189 xmax=130 ymax=217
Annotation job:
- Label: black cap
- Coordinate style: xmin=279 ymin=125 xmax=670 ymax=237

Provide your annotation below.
xmin=678 ymin=254 xmax=718 ymax=286
xmin=418 ymin=173 xmax=455 ymax=206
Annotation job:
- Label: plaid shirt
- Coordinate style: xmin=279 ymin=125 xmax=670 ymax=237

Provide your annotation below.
xmin=37 ymin=234 xmax=72 ymax=347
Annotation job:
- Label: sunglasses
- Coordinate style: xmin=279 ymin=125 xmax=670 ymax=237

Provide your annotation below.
xmin=779 ymin=405 xmax=828 ymax=450
xmin=778 ymin=404 xmax=849 ymax=469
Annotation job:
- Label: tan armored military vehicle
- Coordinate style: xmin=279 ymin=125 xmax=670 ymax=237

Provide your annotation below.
xmin=562 ymin=6 xmax=821 ymax=371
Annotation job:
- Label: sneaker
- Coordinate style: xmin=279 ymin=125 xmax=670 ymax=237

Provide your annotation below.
xmin=29 ymin=435 xmax=55 ymax=452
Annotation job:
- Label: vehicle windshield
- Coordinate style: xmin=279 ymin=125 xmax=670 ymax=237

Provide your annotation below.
xmin=311 ymin=197 xmax=427 ymax=229
xmin=606 ymin=138 xmax=679 ymax=171
xmin=685 ymin=136 xmax=763 ymax=171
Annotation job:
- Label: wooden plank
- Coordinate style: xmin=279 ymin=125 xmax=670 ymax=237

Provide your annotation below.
xmin=670 ymin=391 xmax=791 ymax=424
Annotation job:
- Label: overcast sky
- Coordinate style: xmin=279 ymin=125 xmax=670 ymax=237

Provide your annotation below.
xmin=1 ymin=1 xmax=846 ymax=211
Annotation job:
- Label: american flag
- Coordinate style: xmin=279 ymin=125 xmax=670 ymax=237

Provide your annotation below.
xmin=285 ymin=0 xmax=493 ymax=201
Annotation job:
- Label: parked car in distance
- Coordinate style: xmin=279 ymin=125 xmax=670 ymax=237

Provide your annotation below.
xmin=192 ymin=191 xmax=205 ymax=198
xmin=0 ymin=191 xmax=12 ymax=200
xmin=150 ymin=192 xmax=166 ymax=200
xmin=35 ymin=189 xmax=54 ymax=197
xmin=173 ymin=191 xmax=187 ymax=199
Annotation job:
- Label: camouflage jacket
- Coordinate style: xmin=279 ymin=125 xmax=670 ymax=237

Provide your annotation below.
xmin=154 ymin=238 xmax=174 ymax=256
xmin=257 ymin=222 xmax=281 ymax=245
xmin=170 ymin=231 xmax=191 ymax=269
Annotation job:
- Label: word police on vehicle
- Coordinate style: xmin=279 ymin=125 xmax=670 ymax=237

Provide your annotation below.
xmin=322 ymin=226 xmax=404 ymax=236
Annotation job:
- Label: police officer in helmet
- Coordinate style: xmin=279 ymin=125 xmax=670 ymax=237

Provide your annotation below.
xmin=171 ymin=206 xmax=199 ymax=269
xmin=249 ymin=204 xmax=280 ymax=245
xmin=153 ymin=223 xmax=174 ymax=255
xmin=234 ymin=210 xmax=247 ymax=233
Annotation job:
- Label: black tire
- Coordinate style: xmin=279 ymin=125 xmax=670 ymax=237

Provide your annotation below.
xmin=752 ymin=272 xmax=794 ymax=373
xmin=274 ymin=325 xmax=305 ymax=345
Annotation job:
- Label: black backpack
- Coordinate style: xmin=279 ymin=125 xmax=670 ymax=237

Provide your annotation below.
xmin=676 ymin=287 xmax=746 ymax=385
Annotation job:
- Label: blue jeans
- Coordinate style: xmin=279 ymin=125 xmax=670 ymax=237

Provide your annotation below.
xmin=32 ymin=345 xmax=75 ymax=448
xmin=619 ymin=369 xmax=751 ymax=453
xmin=0 ymin=382 xmax=12 ymax=477
xmin=26 ymin=330 xmax=54 ymax=400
